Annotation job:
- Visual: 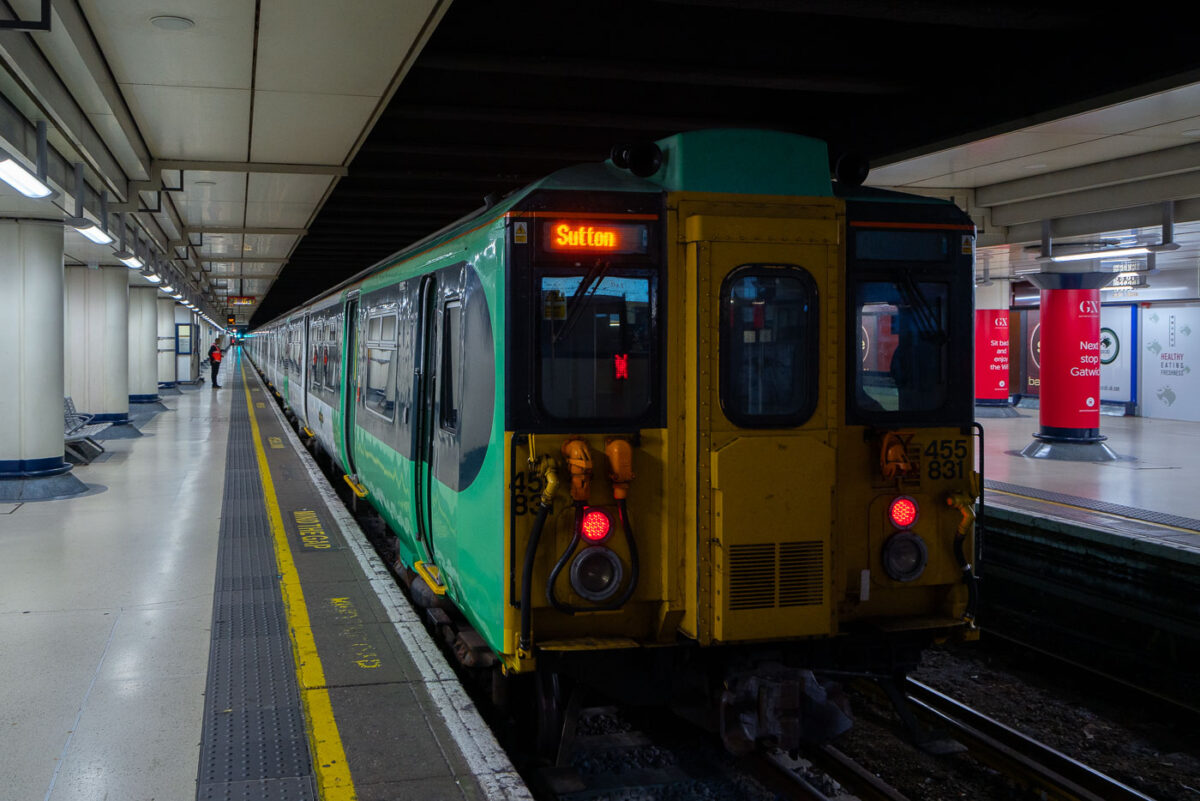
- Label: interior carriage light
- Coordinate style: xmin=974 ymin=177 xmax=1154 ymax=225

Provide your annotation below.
xmin=570 ymin=546 xmax=623 ymax=601
xmin=882 ymin=531 xmax=928 ymax=582
xmin=888 ymin=496 xmax=919 ymax=529
xmin=0 ymin=153 xmax=52 ymax=198
xmin=580 ymin=507 xmax=612 ymax=542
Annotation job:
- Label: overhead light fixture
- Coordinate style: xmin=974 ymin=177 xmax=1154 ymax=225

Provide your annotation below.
xmin=160 ymin=283 xmax=175 ymax=293
xmin=72 ymin=221 xmax=114 ymax=244
xmin=150 ymin=14 xmax=195 ymax=30
xmin=0 ymin=152 xmax=52 ymax=198
xmin=141 ymin=270 xmax=162 ymax=284
xmin=116 ymin=250 xmax=144 ymax=269
xmin=1049 ymin=245 xmax=1150 ymax=263
xmin=172 ymin=292 xmax=183 ymax=300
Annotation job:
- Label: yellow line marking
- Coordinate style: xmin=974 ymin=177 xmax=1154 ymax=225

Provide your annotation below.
xmin=241 ymin=361 xmax=357 ymax=800
xmin=989 ymin=488 xmax=1200 ymax=535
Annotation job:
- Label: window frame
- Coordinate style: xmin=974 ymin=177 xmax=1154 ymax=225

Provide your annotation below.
xmin=531 ymin=265 xmax=661 ymax=426
xmin=718 ymin=263 xmax=820 ymax=429
xmin=363 ymin=309 xmax=399 ymax=422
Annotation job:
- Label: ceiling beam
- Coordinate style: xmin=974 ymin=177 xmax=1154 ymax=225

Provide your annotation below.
xmin=183 ymin=226 xmax=308 ymax=237
xmin=417 ymin=54 xmax=906 ymax=94
xmin=978 ymin=142 xmax=1200 ymax=207
xmin=989 ymin=171 xmax=1200 ymax=227
xmin=153 ymin=159 xmax=348 ymax=177
xmin=383 ymin=104 xmax=744 ymax=132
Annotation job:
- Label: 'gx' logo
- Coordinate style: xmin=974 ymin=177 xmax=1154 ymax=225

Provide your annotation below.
xmin=1078 ymin=300 xmax=1100 ymax=314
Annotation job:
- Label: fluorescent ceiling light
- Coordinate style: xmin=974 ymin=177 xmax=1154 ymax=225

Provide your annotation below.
xmin=142 ymin=272 xmax=162 ymax=284
xmin=115 ymin=251 xmax=144 ymax=269
xmin=1050 ymin=246 xmax=1150 ymax=263
xmin=172 ymin=293 xmax=183 ymax=300
xmin=159 ymin=284 xmax=175 ymax=293
xmin=72 ymin=221 xmax=114 ymax=245
xmin=0 ymin=155 xmax=52 ymax=198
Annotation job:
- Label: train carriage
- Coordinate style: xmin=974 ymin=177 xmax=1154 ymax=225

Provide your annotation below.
xmin=247 ymin=129 xmax=980 ymax=753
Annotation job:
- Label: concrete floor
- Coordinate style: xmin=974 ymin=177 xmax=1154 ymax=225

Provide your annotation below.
xmin=0 ymin=365 xmax=230 ymax=801
xmin=979 ymin=409 xmax=1200 ymax=521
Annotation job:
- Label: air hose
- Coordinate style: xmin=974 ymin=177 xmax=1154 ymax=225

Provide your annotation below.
xmin=947 ymin=490 xmax=980 ymax=624
xmin=518 ymin=457 xmax=558 ymax=652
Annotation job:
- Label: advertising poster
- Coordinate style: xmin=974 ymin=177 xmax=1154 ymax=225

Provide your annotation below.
xmin=1099 ymin=305 xmax=1135 ymax=404
xmin=1039 ymin=289 xmax=1100 ymax=431
xmin=1023 ymin=309 xmax=1041 ymax=397
xmin=974 ymin=309 xmax=1009 ymax=400
xmin=1008 ymin=311 xmax=1023 ymax=398
xmin=1141 ymin=304 xmax=1200 ymax=422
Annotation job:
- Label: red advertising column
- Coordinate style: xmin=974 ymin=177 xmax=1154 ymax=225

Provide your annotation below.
xmin=974 ymin=309 xmax=1010 ymax=403
xmin=1037 ymin=288 xmax=1102 ymax=440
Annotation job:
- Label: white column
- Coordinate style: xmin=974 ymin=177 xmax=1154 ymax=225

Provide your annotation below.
xmin=64 ymin=266 xmax=131 ymax=423
xmin=128 ymin=287 xmax=159 ymax=402
xmin=0 ymin=220 xmax=72 ymax=479
xmin=157 ymin=296 xmax=177 ymax=385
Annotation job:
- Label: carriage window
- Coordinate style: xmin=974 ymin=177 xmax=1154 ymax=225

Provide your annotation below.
xmin=537 ymin=272 xmax=656 ymax=420
xmin=364 ymin=313 xmax=398 ymax=420
xmin=720 ymin=266 xmax=818 ymax=427
xmin=441 ymin=302 xmax=462 ymax=430
xmin=855 ymin=280 xmax=949 ymax=413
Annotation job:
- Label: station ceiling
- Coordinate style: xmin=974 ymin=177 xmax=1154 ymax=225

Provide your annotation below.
xmin=2 ymin=1 xmax=1200 ymax=327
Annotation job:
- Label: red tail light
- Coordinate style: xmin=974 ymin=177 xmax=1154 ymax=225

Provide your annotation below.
xmin=581 ymin=508 xmax=612 ymax=542
xmin=888 ymin=496 xmax=919 ymax=529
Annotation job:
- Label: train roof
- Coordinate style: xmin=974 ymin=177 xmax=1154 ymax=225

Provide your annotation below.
xmin=260 ymin=129 xmax=970 ymax=325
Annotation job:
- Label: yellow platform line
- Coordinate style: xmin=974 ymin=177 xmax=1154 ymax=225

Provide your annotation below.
xmin=989 ymin=488 xmax=1200 ymax=535
xmin=241 ymin=360 xmax=357 ymax=800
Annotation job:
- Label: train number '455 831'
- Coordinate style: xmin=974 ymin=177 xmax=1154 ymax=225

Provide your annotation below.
xmin=924 ymin=439 xmax=968 ymax=480
xmin=510 ymin=470 xmax=544 ymax=516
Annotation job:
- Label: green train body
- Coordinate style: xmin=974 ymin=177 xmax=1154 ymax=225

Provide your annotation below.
xmin=248 ymin=130 xmax=980 ymax=750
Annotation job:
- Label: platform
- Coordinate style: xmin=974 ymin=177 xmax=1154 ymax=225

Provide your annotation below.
xmin=978 ymin=409 xmax=1200 ymax=550
xmin=0 ymin=352 xmax=529 ymax=801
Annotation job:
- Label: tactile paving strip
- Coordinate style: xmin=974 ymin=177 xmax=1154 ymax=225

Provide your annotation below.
xmin=985 ymin=479 xmax=1200 ymax=532
xmin=196 ymin=360 xmax=317 ymax=800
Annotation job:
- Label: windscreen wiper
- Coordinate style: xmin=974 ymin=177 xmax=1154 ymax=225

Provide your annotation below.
xmin=553 ymin=258 xmax=612 ymax=345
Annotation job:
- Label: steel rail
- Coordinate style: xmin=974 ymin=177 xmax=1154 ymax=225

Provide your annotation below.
xmin=905 ymin=678 xmax=1157 ymax=801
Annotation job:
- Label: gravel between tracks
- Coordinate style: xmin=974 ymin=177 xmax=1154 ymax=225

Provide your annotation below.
xmin=832 ymin=639 xmax=1200 ymax=800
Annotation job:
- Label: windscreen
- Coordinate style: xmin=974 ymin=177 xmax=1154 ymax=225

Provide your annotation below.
xmin=537 ymin=270 xmax=657 ymax=420
xmin=855 ymin=279 xmax=950 ymax=414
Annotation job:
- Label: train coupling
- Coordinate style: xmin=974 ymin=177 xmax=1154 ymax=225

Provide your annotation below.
xmin=718 ymin=664 xmax=852 ymax=755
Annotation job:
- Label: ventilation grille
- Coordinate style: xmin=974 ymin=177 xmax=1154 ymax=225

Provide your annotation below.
xmin=728 ymin=541 xmax=824 ymax=610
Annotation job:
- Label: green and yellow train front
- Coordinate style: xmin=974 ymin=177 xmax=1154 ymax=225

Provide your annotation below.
xmin=495 ymin=141 xmax=978 ymax=674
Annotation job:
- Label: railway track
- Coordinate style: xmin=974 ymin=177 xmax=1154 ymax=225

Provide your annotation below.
xmin=902 ymin=678 xmax=1158 ymax=801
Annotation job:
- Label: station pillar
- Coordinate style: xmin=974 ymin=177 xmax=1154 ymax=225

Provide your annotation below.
xmin=64 ymin=266 xmax=138 ymax=435
xmin=1020 ymin=273 xmax=1117 ymax=460
xmin=0 ymin=220 xmax=88 ymax=501
xmin=127 ymin=287 xmax=161 ymax=406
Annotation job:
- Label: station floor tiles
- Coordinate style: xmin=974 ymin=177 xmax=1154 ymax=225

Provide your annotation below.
xmin=977 ymin=411 xmax=1200 ymax=520
xmin=0 ymin=356 xmax=529 ymax=801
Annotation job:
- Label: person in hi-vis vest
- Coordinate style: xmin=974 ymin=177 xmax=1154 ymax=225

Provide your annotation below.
xmin=208 ymin=340 xmax=223 ymax=388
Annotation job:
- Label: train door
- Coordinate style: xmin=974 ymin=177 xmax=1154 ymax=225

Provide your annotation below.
xmin=685 ymin=207 xmax=838 ymax=644
xmin=411 ymin=276 xmax=442 ymax=580
xmin=342 ymin=294 xmax=360 ymax=474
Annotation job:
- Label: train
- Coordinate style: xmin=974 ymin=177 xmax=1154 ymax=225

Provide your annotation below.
xmin=246 ymin=129 xmax=981 ymax=755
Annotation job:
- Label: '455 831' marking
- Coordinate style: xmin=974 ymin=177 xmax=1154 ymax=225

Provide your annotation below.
xmin=923 ymin=439 xmax=968 ymax=480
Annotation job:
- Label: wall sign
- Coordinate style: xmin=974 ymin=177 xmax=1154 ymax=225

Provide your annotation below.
xmin=1141 ymin=304 xmax=1200 ymax=422
xmin=974 ymin=309 xmax=1009 ymax=400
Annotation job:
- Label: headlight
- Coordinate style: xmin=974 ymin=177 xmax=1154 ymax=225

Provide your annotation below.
xmin=570 ymin=547 xmax=623 ymax=601
xmin=882 ymin=531 xmax=928 ymax=582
